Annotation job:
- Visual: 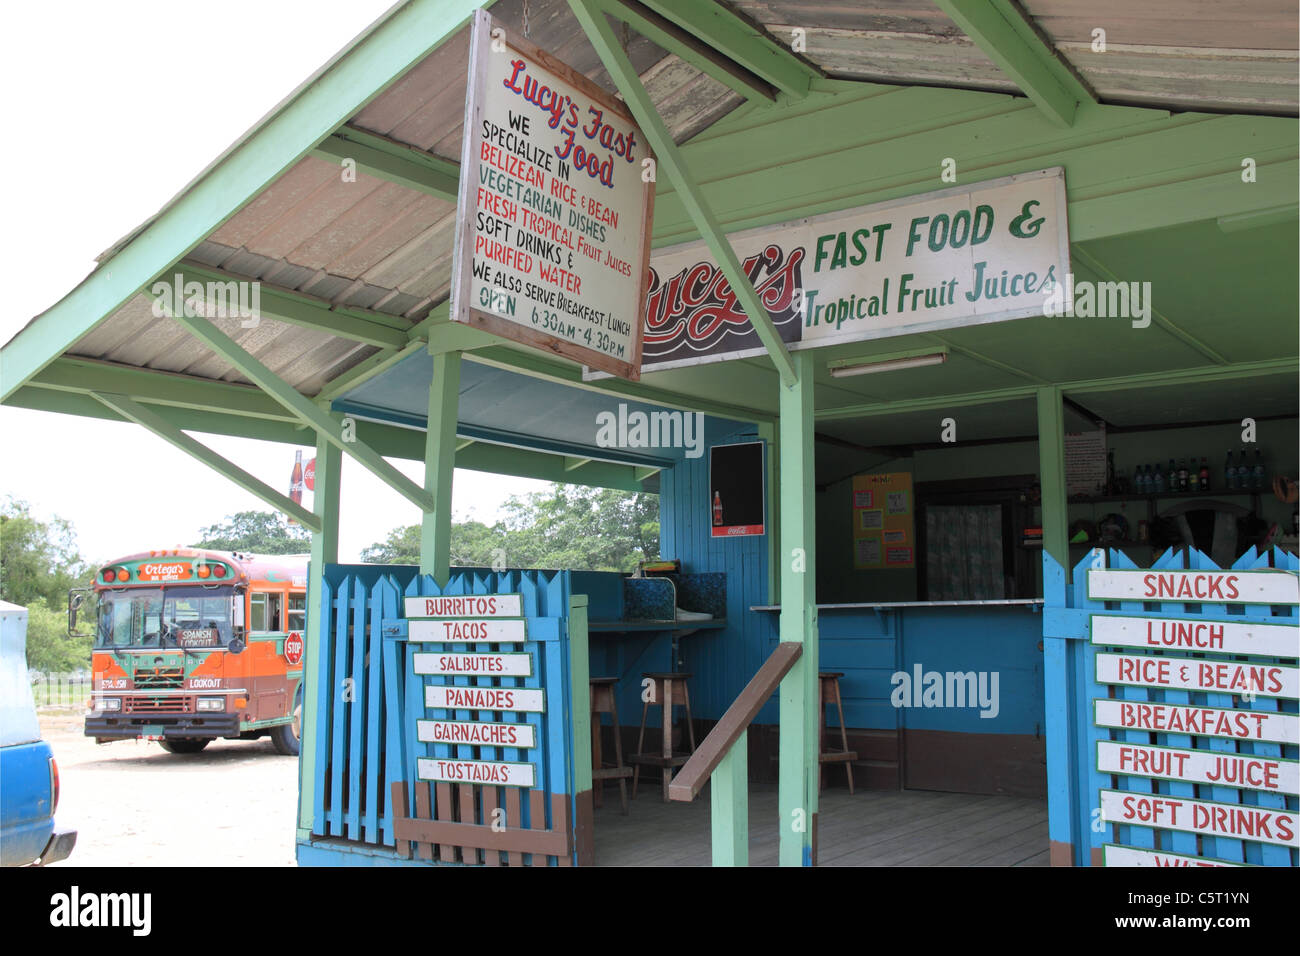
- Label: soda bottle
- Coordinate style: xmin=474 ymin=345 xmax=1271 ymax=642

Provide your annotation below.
xmin=1133 ymin=463 xmax=1144 ymax=495
xmin=1177 ymin=458 xmax=1188 ymax=492
xmin=1168 ymin=459 xmax=1177 ymax=493
xmin=712 ymin=491 xmax=723 ymax=526
xmin=1153 ymin=462 xmax=1166 ymax=494
xmin=1187 ymin=454 xmax=1198 ymax=491
xmin=1225 ymin=451 xmax=1236 ymax=490
xmin=1199 ymin=457 xmax=1210 ymax=492
xmin=290 ymin=449 xmax=305 ymax=506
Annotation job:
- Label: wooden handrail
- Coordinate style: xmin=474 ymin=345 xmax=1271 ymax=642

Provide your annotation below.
xmin=668 ymin=641 xmax=802 ymax=801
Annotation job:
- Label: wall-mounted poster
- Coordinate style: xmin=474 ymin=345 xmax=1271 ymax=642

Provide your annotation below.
xmin=852 ymin=472 xmax=914 ymax=569
xmin=450 ymin=9 xmax=655 ymax=380
xmin=710 ymin=441 xmax=765 ymax=537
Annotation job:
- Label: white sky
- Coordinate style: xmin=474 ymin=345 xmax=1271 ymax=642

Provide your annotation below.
xmin=0 ymin=0 xmax=551 ymax=565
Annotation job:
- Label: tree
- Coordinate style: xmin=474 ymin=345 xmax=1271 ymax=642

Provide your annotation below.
xmin=195 ymin=510 xmax=312 ymax=554
xmin=1 ymin=497 xmax=94 ymax=670
xmin=361 ymin=485 xmax=659 ymax=572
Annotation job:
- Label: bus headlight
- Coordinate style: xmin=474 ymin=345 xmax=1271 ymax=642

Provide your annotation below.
xmin=196 ymin=697 xmax=226 ymax=712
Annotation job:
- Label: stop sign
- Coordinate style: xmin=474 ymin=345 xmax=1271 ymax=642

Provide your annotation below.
xmin=284 ymin=631 xmax=304 ymax=665
xmin=304 ymin=457 xmax=316 ymax=490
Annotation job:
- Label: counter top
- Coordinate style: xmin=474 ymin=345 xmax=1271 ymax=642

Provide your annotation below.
xmin=749 ymin=599 xmax=1044 ymax=611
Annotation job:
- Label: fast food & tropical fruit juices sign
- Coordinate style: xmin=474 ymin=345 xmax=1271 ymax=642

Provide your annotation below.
xmin=451 ymin=9 xmax=654 ymax=380
xmin=607 ymin=167 xmax=1068 ymax=377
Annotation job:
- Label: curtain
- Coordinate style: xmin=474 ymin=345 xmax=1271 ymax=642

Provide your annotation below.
xmin=925 ymin=504 xmax=1005 ymax=600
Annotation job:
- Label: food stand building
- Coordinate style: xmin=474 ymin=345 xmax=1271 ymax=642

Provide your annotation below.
xmin=4 ymin=0 xmax=1297 ymax=866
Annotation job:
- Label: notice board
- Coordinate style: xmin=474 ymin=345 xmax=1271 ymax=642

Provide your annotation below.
xmin=451 ymin=9 xmax=655 ymax=380
xmin=852 ymin=472 xmax=915 ymax=569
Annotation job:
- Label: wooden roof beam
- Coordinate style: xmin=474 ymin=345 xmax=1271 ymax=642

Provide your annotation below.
xmin=935 ymin=0 xmax=1094 ymax=127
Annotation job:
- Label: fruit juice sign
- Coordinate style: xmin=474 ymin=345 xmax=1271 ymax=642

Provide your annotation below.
xmin=451 ymin=9 xmax=655 ymax=380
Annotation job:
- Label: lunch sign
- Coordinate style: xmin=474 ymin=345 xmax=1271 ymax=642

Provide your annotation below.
xmin=404 ymin=593 xmax=540 ymax=789
xmin=1090 ymin=567 xmax=1300 ymax=864
xmin=587 ymin=166 xmax=1071 ymax=378
xmin=451 ymin=8 xmax=655 ymax=380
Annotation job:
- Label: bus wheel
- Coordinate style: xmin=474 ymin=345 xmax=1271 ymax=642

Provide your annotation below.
xmin=158 ymin=738 xmax=209 ymax=754
xmin=270 ymin=692 xmax=302 ymax=756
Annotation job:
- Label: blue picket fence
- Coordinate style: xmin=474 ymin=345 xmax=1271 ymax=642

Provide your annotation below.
xmin=1044 ymin=546 xmax=1299 ymax=866
xmin=305 ymin=564 xmax=589 ymax=865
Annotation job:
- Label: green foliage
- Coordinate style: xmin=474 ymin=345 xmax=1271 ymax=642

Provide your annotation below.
xmin=362 ymin=485 xmax=660 ymax=573
xmin=195 ymin=510 xmax=312 ymax=555
xmin=25 ymin=599 xmax=92 ymax=673
xmin=1 ymin=497 xmax=94 ymax=670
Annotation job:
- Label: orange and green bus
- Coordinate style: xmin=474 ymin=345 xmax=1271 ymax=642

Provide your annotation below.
xmin=73 ymin=549 xmax=308 ymax=755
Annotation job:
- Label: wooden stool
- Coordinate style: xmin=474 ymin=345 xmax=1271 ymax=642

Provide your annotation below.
xmin=630 ymin=672 xmax=697 ymax=802
xmin=819 ymin=672 xmax=857 ymax=794
xmin=590 ymin=678 xmax=632 ymax=814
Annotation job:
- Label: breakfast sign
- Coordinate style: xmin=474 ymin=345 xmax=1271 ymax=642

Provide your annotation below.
xmin=404 ymin=593 xmax=540 ymax=788
xmin=1089 ymin=566 xmax=1300 ymax=865
xmin=450 ymin=8 xmax=655 ymax=380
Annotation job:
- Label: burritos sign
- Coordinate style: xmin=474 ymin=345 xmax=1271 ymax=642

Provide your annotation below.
xmin=451 ymin=9 xmax=654 ymax=380
xmin=587 ymin=167 xmax=1068 ymax=378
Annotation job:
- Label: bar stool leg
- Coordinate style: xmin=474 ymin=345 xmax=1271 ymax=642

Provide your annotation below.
xmin=682 ymin=682 xmax=697 ymax=753
xmin=632 ymin=693 xmax=651 ymax=800
xmin=818 ymin=678 xmax=827 ymax=793
xmin=833 ymin=681 xmax=854 ymax=795
xmin=610 ymin=698 xmax=629 ymax=815
xmin=661 ymin=678 xmax=674 ymax=802
xmin=592 ymin=713 xmax=604 ymax=809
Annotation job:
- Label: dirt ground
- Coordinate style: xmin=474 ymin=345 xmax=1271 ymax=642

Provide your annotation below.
xmin=38 ymin=709 xmax=298 ymax=867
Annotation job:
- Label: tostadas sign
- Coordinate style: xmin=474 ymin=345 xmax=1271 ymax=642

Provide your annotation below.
xmin=451 ymin=9 xmax=655 ymax=380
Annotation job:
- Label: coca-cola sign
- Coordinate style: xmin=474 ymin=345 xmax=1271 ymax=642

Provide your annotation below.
xmin=586 ymin=167 xmax=1070 ymax=378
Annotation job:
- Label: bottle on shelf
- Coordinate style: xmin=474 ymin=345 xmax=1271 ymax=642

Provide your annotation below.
xmin=1133 ymin=463 xmax=1145 ymax=495
xmin=1225 ymin=451 xmax=1236 ymax=490
xmin=1253 ymin=449 xmax=1265 ymax=491
xmin=1199 ymin=457 xmax=1210 ymax=492
xmin=1153 ymin=461 xmax=1166 ymax=494
xmin=1239 ymin=448 xmax=1249 ymax=490
xmin=1168 ymin=459 xmax=1177 ymax=494
xmin=1177 ymin=458 xmax=1188 ymax=492
xmin=1188 ymin=453 xmax=1199 ymax=491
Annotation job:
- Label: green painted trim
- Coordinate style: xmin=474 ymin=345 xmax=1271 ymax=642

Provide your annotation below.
xmin=635 ymin=0 xmax=818 ymax=98
xmin=310 ymin=125 xmax=459 ymax=200
xmin=0 ymin=0 xmax=489 ymax=402
xmin=1217 ymin=204 xmax=1299 ymax=233
xmin=777 ymin=351 xmax=817 ymax=867
xmin=596 ymin=0 xmax=777 ymax=102
xmin=568 ymin=596 xmax=592 ymax=798
xmin=455 ymin=437 xmax=476 ymax=451
xmin=710 ymin=741 xmax=748 ymax=866
xmin=935 ymin=0 xmax=1090 ymax=128
xmin=568 ymin=0 xmax=799 ymax=388
xmin=921 ymin=334 xmax=1046 ymax=384
xmin=564 ymin=456 xmax=592 ymax=472
xmin=168 ymin=309 xmax=435 ymax=512
xmin=90 ymin=392 xmax=321 ymax=531
xmin=31 ymin=357 xmax=295 ymax=421
xmin=463 ymin=347 xmax=774 ymax=424
xmin=300 ymin=422 xmax=341 ymax=832
xmin=1035 ymin=386 xmax=1068 ymax=572
xmin=633 ymin=465 xmax=661 ymax=482
xmin=315 ymin=340 xmax=429 ymax=402
xmin=170 ymin=264 xmax=411 ymax=349
xmin=757 ymin=421 xmax=777 ymax=602
xmin=421 ymin=351 xmax=460 ymax=581
xmin=426 ymin=320 xmax=498 ymax=354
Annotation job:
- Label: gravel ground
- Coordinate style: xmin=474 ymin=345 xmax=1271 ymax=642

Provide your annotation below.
xmin=38 ymin=710 xmax=299 ymax=867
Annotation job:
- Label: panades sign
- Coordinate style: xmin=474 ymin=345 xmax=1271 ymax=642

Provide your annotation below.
xmin=588 ymin=167 xmax=1069 ymax=378
xmin=451 ymin=9 xmax=654 ymax=380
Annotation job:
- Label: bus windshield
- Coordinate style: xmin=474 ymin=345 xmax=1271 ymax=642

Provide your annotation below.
xmin=97 ymin=586 xmax=236 ymax=649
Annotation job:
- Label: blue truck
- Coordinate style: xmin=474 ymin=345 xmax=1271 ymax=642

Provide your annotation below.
xmin=0 ymin=601 xmax=77 ymax=866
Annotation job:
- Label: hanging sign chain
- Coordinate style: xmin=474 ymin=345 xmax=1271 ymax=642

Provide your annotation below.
xmin=523 ymin=0 xmax=530 ymax=38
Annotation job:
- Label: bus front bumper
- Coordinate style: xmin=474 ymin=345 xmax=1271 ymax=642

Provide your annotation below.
xmin=86 ymin=713 xmax=241 ymax=740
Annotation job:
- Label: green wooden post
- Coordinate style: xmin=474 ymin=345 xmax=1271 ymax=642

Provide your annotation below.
xmin=298 ymin=424 xmax=341 ymax=838
xmin=421 ymin=351 xmax=461 ymax=581
xmin=711 ymin=740 xmax=749 ymax=866
xmin=567 ymin=594 xmax=594 ymax=865
xmin=1035 ymin=386 xmax=1069 ymax=576
xmin=777 ymin=351 xmax=818 ymax=866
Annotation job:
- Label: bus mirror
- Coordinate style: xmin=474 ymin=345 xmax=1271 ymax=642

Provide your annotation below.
xmin=227 ymin=637 xmax=245 ymax=655
xmin=67 ymin=589 xmax=90 ymax=638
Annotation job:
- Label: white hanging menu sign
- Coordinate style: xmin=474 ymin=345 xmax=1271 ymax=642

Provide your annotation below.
xmin=450 ymin=8 xmax=655 ymax=380
xmin=1090 ymin=614 xmax=1300 ymax=658
xmin=404 ymin=594 xmax=523 ymax=618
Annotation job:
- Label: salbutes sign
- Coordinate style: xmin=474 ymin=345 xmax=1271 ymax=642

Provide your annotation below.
xmin=587 ymin=167 xmax=1070 ymax=378
xmin=451 ymin=9 xmax=654 ymax=380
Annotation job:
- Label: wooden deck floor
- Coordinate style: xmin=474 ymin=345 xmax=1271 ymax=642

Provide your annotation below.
xmin=593 ymin=783 xmax=1049 ymax=866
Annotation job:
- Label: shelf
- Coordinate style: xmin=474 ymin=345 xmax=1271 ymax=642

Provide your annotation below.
xmin=1068 ymin=491 xmax=1261 ymax=505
